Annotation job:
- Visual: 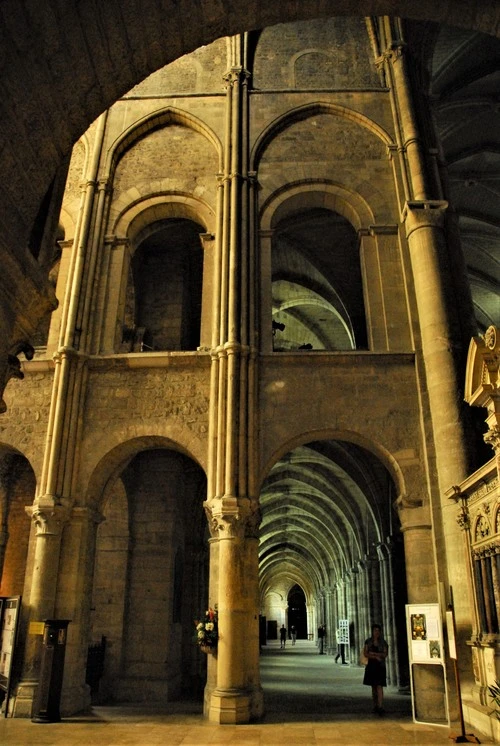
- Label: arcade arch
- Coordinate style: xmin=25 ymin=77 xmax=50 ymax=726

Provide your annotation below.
xmin=88 ymin=444 xmax=208 ymax=703
xmin=0 ymin=448 xmax=36 ymax=598
xmin=259 ymin=438 xmax=407 ymax=687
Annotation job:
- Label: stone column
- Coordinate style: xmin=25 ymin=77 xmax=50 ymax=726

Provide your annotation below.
xmin=12 ymin=502 xmax=69 ymax=717
xmin=377 ymin=543 xmax=398 ymax=686
xmin=403 ymin=203 xmax=470 ymax=613
xmin=203 ymin=34 xmax=262 ymax=725
xmin=57 ymin=506 xmax=103 ymax=715
xmin=383 ymin=21 xmax=472 ymax=640
xmin=324 ymin=589 xmax=334 ymax=654
xmin=205 ymin=498 xmax=261 ymax=723
xmin=203 ymin=536 xmax=219 ymax=716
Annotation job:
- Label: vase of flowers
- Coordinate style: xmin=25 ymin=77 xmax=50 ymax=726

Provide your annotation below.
xmin=194 ymin=606 xmax=218 ymax=653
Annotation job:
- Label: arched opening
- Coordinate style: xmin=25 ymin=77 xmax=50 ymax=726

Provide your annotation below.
xmin=287 ymin=584 xmax=308 ymax=640
xmin=124 ymin=219 xmax=204 ymax=352
xmin=89 ymin=447 xmax=208 ymax=704
xmin=271 ymin=208 xmax=367 ymax=351
xmin=0 ymin=449 xmax=36 ymax=598
xmin=259 ymin=437 xmax=409 ymax=707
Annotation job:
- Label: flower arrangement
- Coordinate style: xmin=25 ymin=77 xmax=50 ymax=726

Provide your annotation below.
xmin=194 ymin=606 xmax=218 ymax=650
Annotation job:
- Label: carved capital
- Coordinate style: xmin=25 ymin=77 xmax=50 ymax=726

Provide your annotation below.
xmin=204 ymin=496 xmax=261 ymax=539
xmin=484 ymin=425 xmax=500 ymax=453
xmin=25 ymin=500 xmax=70 ymax=536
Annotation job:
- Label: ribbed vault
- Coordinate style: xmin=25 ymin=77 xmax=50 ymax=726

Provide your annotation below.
xmin=259 ymin=439 xmax=396 ymax=613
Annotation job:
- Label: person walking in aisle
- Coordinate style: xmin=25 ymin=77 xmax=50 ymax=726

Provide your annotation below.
xmin=280 ymin=624 xmax=287 ymax=649
xmin=318 ymin=624 xmax=326 ymax=654
xmin=362 ymin=623 xmax=388 ymax=715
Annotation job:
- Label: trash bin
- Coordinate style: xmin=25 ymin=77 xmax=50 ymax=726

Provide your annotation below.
xmin=32 ymin=620 xmax=70 ymax=723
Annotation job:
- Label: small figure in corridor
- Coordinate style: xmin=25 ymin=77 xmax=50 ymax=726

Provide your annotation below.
xmin=290 ymin=625 xmax=297 ymax=645
xmin=318 ymin=623 xmax=326 ymax=654
xmin=335 ymin=628 xmax=346 ymax=664
xmin=363 ymin=623 xmax=388 ymax=715
xmin=280 ymin=624 xmax=287 ymax=648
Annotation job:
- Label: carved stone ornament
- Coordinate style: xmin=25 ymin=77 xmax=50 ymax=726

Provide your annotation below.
xmin=474 ymin=514 xmax=490 ymax=542
xmin=484 ymin=426 xmax=500 ymax=453
xmin=204 ymin=496 xmax=261 ymax=539
xmin=25 ymin=502 xmax=70 ymax=536
xmin=483 ymin=325 xmax=497 ymax=351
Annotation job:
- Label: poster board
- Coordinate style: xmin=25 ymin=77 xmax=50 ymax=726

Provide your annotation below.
xmin=406 ymin=603 xmax=443 ymax=664
xmin=405 ymin=602 xmax=449 ymax=728
xmin=0 ymin=596 xmax=21 ymax=716
xmin=337 ymin=618 xmax=349 ymax=645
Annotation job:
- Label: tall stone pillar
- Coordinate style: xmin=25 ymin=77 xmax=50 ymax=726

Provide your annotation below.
xmin=203 ymin=34 xmax=262 ymax=724
xmin=12 ymin=502 xmax=69 ymax=717
xmin=378 ymin=19 xmax=474 ymax=718
xmin=58 ymin=506 xmax=103 ymax=715
xmin=203 ymin=537 xmax=219 ymax=715
xmin=204 ymin=499 xmax=261 ymax=723
xmin=11 ymin=111 xmax=109 ymax=719
xmin=376 ymin=543 xmax=398 ymax=686
xmin=403 ymin=203 xmax=470 ymax=612
xmin=324 ymin=589 xmax=334 ymax=654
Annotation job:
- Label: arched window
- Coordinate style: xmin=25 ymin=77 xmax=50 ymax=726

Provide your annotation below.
xmin=125 ymin=218 xmax=204 ymax=351
xmin=271 ymin=208 xmax=367 ymax=351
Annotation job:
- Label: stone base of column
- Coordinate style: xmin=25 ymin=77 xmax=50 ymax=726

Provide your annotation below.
xmin=208 ymin=687 xmax=251 ymax=724
xmin=249 ymin=685 xmax=265 ymax=720
xmin=8 ymin=680 xmax=37 ymax=718
xmin=60 ymin=682 xmax=91 ymax=717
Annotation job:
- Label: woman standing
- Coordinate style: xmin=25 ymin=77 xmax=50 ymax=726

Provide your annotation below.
xmin=363 ymin=624 xmax=388 ymax=715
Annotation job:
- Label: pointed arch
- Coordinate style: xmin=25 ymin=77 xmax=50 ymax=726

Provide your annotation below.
xmin=251 ymin=101 xmax=394 ymax=173
xmin=104 ymin=106 xmax=224 ymax=177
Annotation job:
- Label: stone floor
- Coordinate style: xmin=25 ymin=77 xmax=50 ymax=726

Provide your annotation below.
xmin=0 ymin=640 xmax=491 ymax=745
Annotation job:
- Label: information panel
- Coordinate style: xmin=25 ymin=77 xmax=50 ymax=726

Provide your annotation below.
xmin=406 ymin=602 xmax=443 ymax=664
xmin=338 ymin=618 xmax=349 ymax=645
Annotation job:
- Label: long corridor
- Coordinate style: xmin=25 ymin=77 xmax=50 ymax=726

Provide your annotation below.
xmin=0 ymin=641 xmax=491 ymax=745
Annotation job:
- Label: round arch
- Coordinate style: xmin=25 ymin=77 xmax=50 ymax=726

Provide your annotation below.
xmin=84 ymin=434 xmax=207 ymax=510
xmin=113 ymin=193 xmax=216 ymax=245
xmin=260 ymin=427 xmax=407 ymax=502
xmin=260 ymin=180 xmax=376 ymax=233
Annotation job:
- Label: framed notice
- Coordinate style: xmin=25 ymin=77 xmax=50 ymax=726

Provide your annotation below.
xmin=406 ymin=603 xmax=443 ymax=664
xmin=338 ymin=619 xmax=349 ymax=645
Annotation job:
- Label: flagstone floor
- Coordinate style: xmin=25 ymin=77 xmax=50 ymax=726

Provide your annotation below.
xmin=0 ymin=640 xmax=492 ymax=745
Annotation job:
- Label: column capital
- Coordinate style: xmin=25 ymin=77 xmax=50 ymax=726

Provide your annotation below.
xmin=204 ymin=496 xmax=261 ymax=539
xmin=25 ymin=499 xmax=70 ymax=536
xmin=402 ymin=200 xmax=448 ymax=236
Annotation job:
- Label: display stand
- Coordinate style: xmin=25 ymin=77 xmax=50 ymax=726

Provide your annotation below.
xmin=406 ymin=602 xmax=450 ymax=729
